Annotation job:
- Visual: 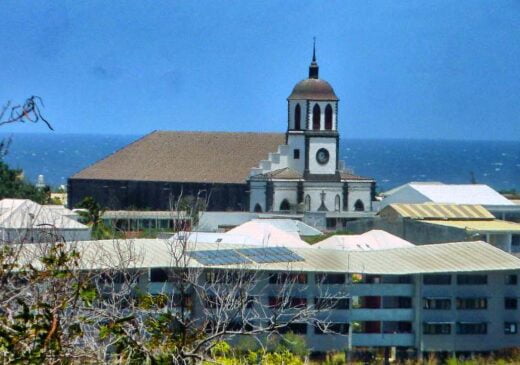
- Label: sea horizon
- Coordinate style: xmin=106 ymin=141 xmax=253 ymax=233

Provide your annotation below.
xmin=1 ymin=132 xmax=519 ymax=193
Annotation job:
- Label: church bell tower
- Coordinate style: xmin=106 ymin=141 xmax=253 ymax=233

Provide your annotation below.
xmin=286 ymin=41 xmax=340 ymax=179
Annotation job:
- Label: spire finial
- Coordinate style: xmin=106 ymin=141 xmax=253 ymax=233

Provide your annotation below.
xmin=312 ymin=37 xmax=316 ymax=62
xmin=309 ymin=37 xmax=319 ymax=79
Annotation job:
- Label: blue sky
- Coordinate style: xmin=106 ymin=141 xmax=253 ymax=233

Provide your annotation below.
xmin=0 ymin=1 xmax=519 ymax=140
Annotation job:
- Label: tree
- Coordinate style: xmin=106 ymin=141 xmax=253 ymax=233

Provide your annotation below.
xmin=76 ymin=196 xmax=110 ymax=239
xmin=0 ymin=161 xmax=50 ymax=204
xmin=0 ymin=96 xmax=53 ymax=204
xmin=79 ymin=196 xmax=345 ymax=364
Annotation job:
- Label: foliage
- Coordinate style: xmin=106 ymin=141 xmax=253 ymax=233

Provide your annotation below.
xmin=0 ymin=160 xmax=50 ymax=204
xmin=323 ymin=351 xmax=347 ymax=365
xmin=302 ymin=230 xmax=350 ymax=245
xmin=0 ymin=241 xmax=96 ymax=363
xmin=76 ymin=196 xmax=111 ymax=239
xmin=271 ymin=333 xmax=309 ymax=358
xmin=207 ymin=341 xmax=304 ymax=365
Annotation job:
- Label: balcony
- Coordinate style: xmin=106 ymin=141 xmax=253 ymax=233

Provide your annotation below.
xmin=351 ymin=308 xmax=414 ymax=321
xmin=351 ymin=284 xmax=413 ymax=296
xmin=352 ymin=333 xmax=414 ymax=347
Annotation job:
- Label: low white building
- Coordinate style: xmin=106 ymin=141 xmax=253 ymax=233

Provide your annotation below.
xmin=0 ymin=199 xmax=91 ymax=243
xmin=380 ymin=182 xmax=519 ymax=219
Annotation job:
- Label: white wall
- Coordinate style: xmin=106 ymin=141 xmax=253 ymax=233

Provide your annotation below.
xmin=272 ymin=181 xmax=299 ymax=212
xmin=347 ymin=182 xmax=373 ymax=212
xmin=308 ymin=137 xmax=337 ymax=174
xmin=249 ymin=181 xmax=267 ymax=212
xmin=303 ymin=182 xmax=343 ymax=212
xmin=286 ymin=134 xmax=305 ymax=173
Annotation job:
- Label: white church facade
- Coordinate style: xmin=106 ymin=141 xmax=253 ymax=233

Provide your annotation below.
xmin=248 ymin=49 xmax=375 ymax=214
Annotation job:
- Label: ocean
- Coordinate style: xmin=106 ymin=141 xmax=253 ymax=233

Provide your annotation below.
xmin=1 ymin=133 xmax=519 ymax=192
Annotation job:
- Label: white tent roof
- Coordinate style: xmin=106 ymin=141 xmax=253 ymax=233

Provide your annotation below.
xmin=314 ymin=230 xmax=414 ymax=251
xmin=384 ymin=183 xmax=514 ymax=206
xmin=251 ymin=219 xmax=322 ymax=236
xmin=0 ymin=199 xmax=88 ymax=230
xmin=226 ymin=221 xmax=310 ymax=247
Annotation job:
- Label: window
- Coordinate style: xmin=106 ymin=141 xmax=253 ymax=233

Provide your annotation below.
xmin=293 ymin=149 xmax=300 ymax=159
xmin=269 ymin=273 xmax=307 ymax=284
xmin=457 ymin=274 xmax=487 ymax=285
xmin=512 ymin=235 xmax=520 ymax=252
xmin=456 ymin=322 xmax=487 ymax=335
xmin=383 ymin=321 xmax=412 ymax=334
xmin=315 ymin=273 xmax=345 ymax=284
xmin=506 ymin=274 xmax=517 ymax=285
xmin=304 ymin=195 xmax=311 ymax=212
xmin=205 ymin=271 xmax=254 ymax=284
xmin=423 ymin=298 xmax=451 ymax=310
xmin=505 ymin=297 xmax=518 ymax=309
xmin=150 ymin=268 xmax=169 ymax=282
xmin=456 ymin=298 xmax=487 ymax=310
xmin=352 ymin=296 xmax=381 ymax=309
xmin=315 ymin=323 xmax=349 ymax=335
xmin=354 ymin=199 xmax=364 ymax=212
xmin=334 ymin=194 xmax=341 ymax=212
xmin=423 ymin=323 xmax=451 ymax=335
xmin=314 ymin=297 xmax=349 ymax=310
xmin=505 ymin=322 xmax=518 ymax=335
xmin=324 ymin=104 xmax=333 ymax=130
xmin=279 ymin=199 xmax=290 ymax=211
xmin=268 ymin=296 xmax=307 ymax=309
xmin=423 ymin=274 xmax=451 ymax=285
xmin=312 ymin=104 xmax=320 ymax=130
xmin=294 ymin=104 xmax=301 ymax=130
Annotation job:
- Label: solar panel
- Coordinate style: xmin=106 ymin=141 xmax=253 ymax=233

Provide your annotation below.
xmin=237 ymin=247 xmax=304 ymax=264
xmin=189 ymin=249 xmax=252 ymax=265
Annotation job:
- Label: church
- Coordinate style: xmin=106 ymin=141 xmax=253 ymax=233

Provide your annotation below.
xmin=248 ymin=48 xmax=374 ymax=213
xmin=68 ymin=49 xmax=375 ymax=213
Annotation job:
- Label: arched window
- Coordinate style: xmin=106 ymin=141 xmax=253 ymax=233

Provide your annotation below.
xmin=254 ymin=203 xmax=263 ymax=213
xmin=304 ymin=195 xmax=311 ymax=212
xmin=312 ymin=104 xmax=321 ymax=130
xmin=354 ymin=199 xmax=365 ymax=212
xmin=325 ymin=104 xmax=333 ymax=130
xmin=335 ymin=194 xmax=341 ymax=212
xmin=294 ymin=104 xmax=301 ymax=130
xmin=279 ymin=199 xmax=290 ymax=211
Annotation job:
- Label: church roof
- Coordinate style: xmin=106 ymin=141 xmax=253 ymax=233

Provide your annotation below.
xmin=288 ymin=78 xmax=338 ymax=101
xmin=71 ymin=131 xmax=285 ymax=184
xmin=288 ymin=41 xmax=339 ymax=101
xmin=340 ymin=171 xmax=374 ymax=181
xmin=255 ymin=167 xmax=303 ymax=180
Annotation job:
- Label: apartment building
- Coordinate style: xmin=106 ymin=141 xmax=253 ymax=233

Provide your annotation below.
xmin=72 ymin=238 xmax=520 ymax=358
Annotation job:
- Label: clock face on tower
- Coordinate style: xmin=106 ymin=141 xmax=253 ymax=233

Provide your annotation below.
xmin=316 ymin=148 xmax=330 ymax=165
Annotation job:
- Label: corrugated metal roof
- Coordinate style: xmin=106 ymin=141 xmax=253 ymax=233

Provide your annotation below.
xmin=422 ymin=219 xmax=520 ymax=233
xmin=384 ymin=183 xmax=515 ymax=206
xmin=102 ymin=210 xmax=187 ymax=219
xmin=36 ymin=239 xmax=520 ymax=275
xmin=385 ymin=203 xmax=495 ymax=220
